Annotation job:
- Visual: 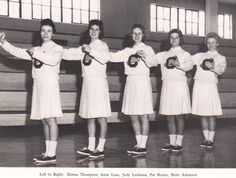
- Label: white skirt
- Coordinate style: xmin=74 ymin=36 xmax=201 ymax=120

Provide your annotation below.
xmin=122 ymin=75 xmax=154 ymax=115
xmin=31 ymin=77 xmax=63 ymax=120
xmin=79 ymin=77 xmax=111 ymax=118
xmin=159 ymin=80 xmax=191 ymax=115
xmin=192 ymin=80 xmax=222 ymax=116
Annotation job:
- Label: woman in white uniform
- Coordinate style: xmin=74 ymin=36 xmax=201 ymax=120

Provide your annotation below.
xmin=142 ymin=29 xmax=193 ymax=152
xmin=84 ymin=24 xmax=155 ymax=155
xmin=63 ymin=20 xmax=111 ymax=158
xmin=192 ymin=32 xmax=226 ymax=149
xmin=0 ymin=19 xmax=63 ymax=163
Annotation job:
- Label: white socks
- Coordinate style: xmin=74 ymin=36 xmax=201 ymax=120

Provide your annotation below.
xmin=208 ymin=131 xmax=215 ymax=142
xmin=87 ymin=137 xmax=106 ymax=152
xmin=44 ymin=140 xmax=57 ymax=157
xmin=140 ymin=135 xmax=148 ymax=148
xmin=169 ymin=134 xmax=176 ymax=146
xmin=135 ymin=135 xmax=142 ymax=147
xmin=45 ymin=140 xmax=50 ymax=156
xmin=203 ymin=130 xmax=215 ymax=142
xmin=176 ymin=135 xmax=183 ymax=146
xmin=96 ymin=138 xmax=106 ymax=152
xmin=88 ymin=137 xmax=96 ymax=151
xmin=169 ymin=135 xmax=183 ymax=146
xmin=135 ymin=135 xmax=148 ymax=148
xmin=203 ymin=130 xmax=209 ymax=140
xmin=48 ymin=141 xmax=57 ymax=157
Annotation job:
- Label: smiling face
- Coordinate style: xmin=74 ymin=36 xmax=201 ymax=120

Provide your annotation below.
xmin=89 ymin=25 xmax=100 ymax=41
xmin=170 ymin=32 xmax=180 ymax=48
xmin=132 ymin=27 xmax=143 ymax=45
xmin=40 ymin=25 xmax=54 ymax=43
xmin=207 ymin=37 xmax=219 ymax=51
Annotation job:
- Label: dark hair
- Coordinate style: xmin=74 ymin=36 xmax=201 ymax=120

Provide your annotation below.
xmin=87 ymin=19 xmax=104 ymax=39
xmin=129 ymin=23 xmax=147 ymax=43
xmin=40 ymin=18 xmax=56 ymax=34
xmin=168 ymin=29 xmax=184 ymax=46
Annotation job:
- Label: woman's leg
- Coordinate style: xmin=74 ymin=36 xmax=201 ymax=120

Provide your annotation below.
xmin=42 ymin=119 xmax=50 ymax=155
xmin=96 ymin=117 xmax=107 ymax=152
xmin=176 ymin=115 xmax=185 ymax=147
xmin=46 ymin=117 xmax=58 ymax=141
xmin=130 ymin=115 xmax=142 ymax=147
xmin=167 ymin=115 xmax=177 ymax=146
xmin=87 ymin=118 xmax=96 ymax=151
xmin=208 ymin=116 xmax=216 ymax=143
xmin=45 ymin=117 xmax=58 ymax=157
xmin=77 ymin=118 xmax=96 ymax=155
xmin=201 ymin=116 xmax=209 ymax=141
xmin=140 ymin=114 xmax=149 ymax=149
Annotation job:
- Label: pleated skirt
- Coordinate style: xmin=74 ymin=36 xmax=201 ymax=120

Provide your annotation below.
xmin=159 ymin=80 xmax=191 ymax=115
xmin=79 ymin=77 xmax=111 ymax=118
xmin=31 ymin=77 xmax=63 ymax=120
xmin=122 ymin=75 xmax=154 ymax=115
xmin=192 ymin=80 xmax=222 ymax=116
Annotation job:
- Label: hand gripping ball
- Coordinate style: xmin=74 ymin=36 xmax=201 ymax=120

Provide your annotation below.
xmin=127 ymin=54 xmax=141 ymax=67
xmin=165 ymin=56 xmax=177 ymax=69
xmin=200 ymin=58 xmax=214 ymax=71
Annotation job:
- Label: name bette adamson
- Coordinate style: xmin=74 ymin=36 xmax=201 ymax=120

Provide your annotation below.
xmin=171 ymin=173 xmax=198 ymax=177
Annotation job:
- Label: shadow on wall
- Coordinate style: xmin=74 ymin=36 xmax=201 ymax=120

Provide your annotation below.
xmin=78 ymin=31 xmax=91 ymax=46
xmin=122 ymin=34 xmax=134 ymax=48
xmin=160 ymin=39 xmax=171 ymax=52
xmin=32 ymin=31 xmax=42 ymax=47
xmin=198 ymin=42 xmax=208 ymax=52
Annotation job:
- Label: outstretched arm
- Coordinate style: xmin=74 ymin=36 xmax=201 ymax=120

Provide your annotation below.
xmin=84 ymin=44 xmax=126 ymax=63
xmin=140 ymin=50 xmax=162 ymax=67
xmin=63 ymin=46 xmax=84 ymax=61
xmin=0 ymin=32 xmax=31 ymax=60
xmin=29 ymin=45 xmax=63 ymax=66
xmin=137 ymin=47 xmax=157 ymax=67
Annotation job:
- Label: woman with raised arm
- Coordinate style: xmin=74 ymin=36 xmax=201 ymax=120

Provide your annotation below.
xmin=0 ymin=19 xmax=63 ymax=163
xmin=63 ymin=19 xmax=111 ymax=159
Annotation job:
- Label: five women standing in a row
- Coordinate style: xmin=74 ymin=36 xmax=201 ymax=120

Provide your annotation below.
xmin=0 ymin=18 xmax=226 ymax=164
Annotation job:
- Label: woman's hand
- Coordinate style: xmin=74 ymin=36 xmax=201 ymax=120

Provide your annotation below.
xmin=26 ymin=48 xmax=35 ymax=56
xmin=169 ymin=57 xmax=180 ymax=67
xmin=205 ymin=61 xmax=215 ymax=70
xmin=136 ymin=50 xmax=146 ymax=59
xmin=82 ymin=44 xmax=91 ymax=54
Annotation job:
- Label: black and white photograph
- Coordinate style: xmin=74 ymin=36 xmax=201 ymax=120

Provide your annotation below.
xmin=0 ymin=0 xmax=236 ymax=177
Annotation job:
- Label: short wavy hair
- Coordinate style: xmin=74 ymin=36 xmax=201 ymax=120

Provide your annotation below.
xmin=87 ymin=19 xmax=104 ymax=39
xmin=129 ymin=23 xmax=147 ymax=43
xmin=40 ymin=18 xmax=56 ymax=34
xmin=168 ymin=28 xmax=184 ymax=46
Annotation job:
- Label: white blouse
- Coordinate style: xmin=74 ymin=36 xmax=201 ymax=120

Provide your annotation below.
xmin=63 ymin=39 xmax=108 ymax=77
xmin=192 ymin=51 xmax=226 ymax=83
xmin=145 ymin=46 xmax=193 ymax=81
xmin=1 ymin=40 xmax=63 ymax=79
xmin=90 ymin=42 xmax=155 ymax=76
